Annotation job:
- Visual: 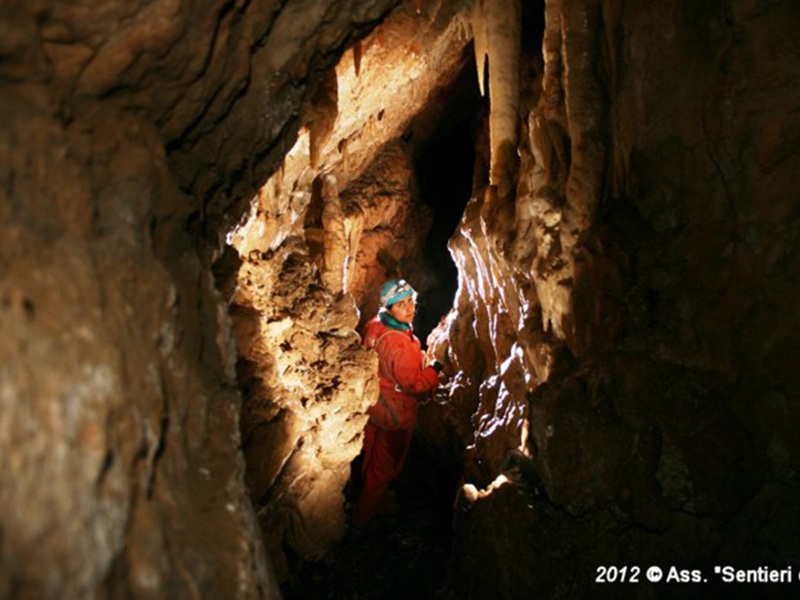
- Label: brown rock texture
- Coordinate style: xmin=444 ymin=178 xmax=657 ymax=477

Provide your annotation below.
xmin=0 ymin=89 xmax=271 ymax=599
xmin=226 ymin=139 xmax=434 ymax=573
xmin=4 ymin=0 xmax=800 ymax=598
xmin=0 ymin=0 xmax=413 ymax=598
xmin=438 ymin=0 xmax=800 ymax=596
xmin=227 ymin=178 xmax=379 ymax=573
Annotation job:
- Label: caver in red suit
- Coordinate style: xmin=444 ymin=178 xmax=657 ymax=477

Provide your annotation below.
xmin=353 ymin=279 xmax=443 ymax=528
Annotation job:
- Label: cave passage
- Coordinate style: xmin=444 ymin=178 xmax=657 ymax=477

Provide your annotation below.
xmin=229 ymin=2 xmax=546 ymax=596
xmin=414 ymin=110 xmax=475 ymax=345
xmin=281 ymin=50 xmax=483 ymax=600
xmin=411 ymin=71 xmax=482 ymax=344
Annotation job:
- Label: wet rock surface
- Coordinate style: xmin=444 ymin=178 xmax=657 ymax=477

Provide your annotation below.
xmin=432 ymin=0 xmax=800 ymax=597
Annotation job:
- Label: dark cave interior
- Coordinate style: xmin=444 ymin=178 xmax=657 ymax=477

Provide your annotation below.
xmin=4 ymin=1 xmax=800 ymax=599
xmin=408 ymin=0 xmax=545 ymax=344
xmin=280 ymin=60 xmax=486 ymax=600
xmin=283 ymin=434 xmax=463 ymax=600
xmin=282 ymin=6 xmax=551 ymax=596
xmin=410 ymin=59 xmax=483 ymax=344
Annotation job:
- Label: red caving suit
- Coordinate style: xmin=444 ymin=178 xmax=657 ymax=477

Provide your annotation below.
xmin=353 ymin=313 xmax=440 ymax=527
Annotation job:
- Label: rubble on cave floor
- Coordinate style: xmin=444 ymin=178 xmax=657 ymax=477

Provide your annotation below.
xmin=281 ymin=436 xmax=459 ymax=600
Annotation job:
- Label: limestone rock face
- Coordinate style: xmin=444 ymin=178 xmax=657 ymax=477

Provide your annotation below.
xmin=0 ymin=0 xmax=408 ymax=598
xmin=0 ymin=90 xmax=271 ymax=599
xmin=221 ymin=1 xmax=475 ymax=574
xmin=439 ymin=0 xmax=800 ymax=595
xmin=227 ymin=181 xmax=379 ymax=572
xmin=226 ymin=96 xmax=444 ymax=577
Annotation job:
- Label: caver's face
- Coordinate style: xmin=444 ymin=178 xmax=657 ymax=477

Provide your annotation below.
xmin=389 ymin=295 xmax=416 ymax=324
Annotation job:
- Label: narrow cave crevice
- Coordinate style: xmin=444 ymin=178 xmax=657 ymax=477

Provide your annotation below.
xmin=277 ymin=51 xmax=485 ymax=600
xmin=221 ymin=2 xmax=547 ymax=595
xmin=7 ymin=0 xmax=800 ymax=597
xmin=287 ymin=8 xmax=553 ymax=596
xmin=409 ymin=58 xmax=483 ymax=345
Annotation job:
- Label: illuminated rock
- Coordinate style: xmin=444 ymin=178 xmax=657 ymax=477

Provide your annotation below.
xmin=3 ymin=0 xmax=800 ymax=598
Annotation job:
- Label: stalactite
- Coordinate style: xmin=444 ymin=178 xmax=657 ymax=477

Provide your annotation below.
xmin=341 ymin=200 xmax=364 ymax=294
xmin=315 ymin=173 xmax=365 ymax=296
xmin=469 ymin=0 xmax=521 ymax=200
xmin=307 ymin=68 xmax=339 ymax=169
xmin=471 ymin=2 xmax=488 ymax=97
xmin=352 ymin=39 xmax=363 ymax=77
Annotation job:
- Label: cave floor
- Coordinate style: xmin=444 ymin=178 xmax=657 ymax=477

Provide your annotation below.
xmin=281 ymin=436 xmax=458 ymax=600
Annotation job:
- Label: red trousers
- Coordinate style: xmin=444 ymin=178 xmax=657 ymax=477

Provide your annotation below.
xmin=353 ymin=421 xmax=413 ymax=527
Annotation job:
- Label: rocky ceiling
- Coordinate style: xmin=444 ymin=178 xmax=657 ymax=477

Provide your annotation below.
xmin=2 ymin=0 xmax=800 ymax=599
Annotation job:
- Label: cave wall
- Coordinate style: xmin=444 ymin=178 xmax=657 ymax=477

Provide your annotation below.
xmin=5 ymin=0 xmax=800 ymax=597
xmin=0 ymin=76 xmax=271 ymax=600
xmin=2 ymin=0 xmax=484 ymax=595
xmin=0 ymin=0 xmax=404 ymax=598
xmin=439 ymin=0 xmax=800 ymax=596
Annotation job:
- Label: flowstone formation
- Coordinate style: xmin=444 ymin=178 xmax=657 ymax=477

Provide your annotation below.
xmin=426 ymin=1 xmax=800 ymax=597
xmin=224 ymin=137 xmax=433 ymax=572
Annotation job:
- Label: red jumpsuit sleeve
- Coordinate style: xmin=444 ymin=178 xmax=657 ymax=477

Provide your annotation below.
xmin=381 ymin=334 xmax=439 ymax=395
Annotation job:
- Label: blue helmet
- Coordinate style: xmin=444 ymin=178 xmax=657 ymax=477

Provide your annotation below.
xmin=380 ymin=279 xmax=416 ymax=308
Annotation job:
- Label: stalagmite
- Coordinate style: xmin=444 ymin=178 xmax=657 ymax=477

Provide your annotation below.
xmin=470 ymin=0 xmax=521 ymax=199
